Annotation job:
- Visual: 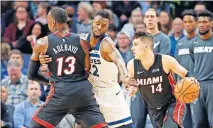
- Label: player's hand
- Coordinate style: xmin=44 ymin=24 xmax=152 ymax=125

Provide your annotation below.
xmin=39 ymin=53 xmax=52 ymax=65
xmin=122 ymin=77 xmax=138 ymax=89
xmin=186 ymin=77 xmax=199 ymax=86
xmin=128 ymin=86 xmax=138 ymax=96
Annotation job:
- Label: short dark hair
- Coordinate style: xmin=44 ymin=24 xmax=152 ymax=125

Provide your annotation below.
xmin=134 ymin=32 xmax=154 ymax=48
xmin=49 ymin=7 xmax=68 ymax=23
xmin=181 ymin=9 xmax=197 ymax=20
xmin=95 ymin=9 xmax=110 ymax=20
xmin=197 ymin=9 xmax=213 ymax=21
xmin=195 ymin=2 xmax=206 ymax=8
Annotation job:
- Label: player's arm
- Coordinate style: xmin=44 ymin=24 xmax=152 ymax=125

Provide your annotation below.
xmin=80 ymin=39 xmax=91 ymax=71
xmin=125 ymin=59 xmax=139 ymax=96
xmin=162 ymin=55 xmax=188 ymax=78
xmin=102 ymin=39 xmax=128 ymax=84
xmin=27 ymin=37 xmax=49 ymax=84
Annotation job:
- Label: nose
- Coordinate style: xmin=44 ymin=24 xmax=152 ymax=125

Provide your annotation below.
xmin=131 ymin=46 xmax=134 ymax=51
xmin=97 ymin=25 xmax=101 ymax=30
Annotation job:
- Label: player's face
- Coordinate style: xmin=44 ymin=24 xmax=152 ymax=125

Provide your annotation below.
xmin=198 ymin=16 xmax=211 ymax=35
xmin=47 ymin=13 xmax=56 ymax=33
xmin=183 ymin=15 xmax=197 ymax=34
xmin=144 ymin=10 xmax=159 ymax=30
xmin=92 ymin=15 xmax=109 ymax=38
xmin=131 ymin=38 xmax=147 ymax=59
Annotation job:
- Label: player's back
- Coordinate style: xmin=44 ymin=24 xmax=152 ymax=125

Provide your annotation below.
xmin=46 ymin=33 xmax=88 ymax=82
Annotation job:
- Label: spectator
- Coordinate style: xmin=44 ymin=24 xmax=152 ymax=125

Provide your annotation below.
xmin=3 ymin=6 xmax=34 ymax=46
xmin=1 ymin=102 xmax=13 ymax=128
xmin=194 ymin=2 xmax=206 ymax=14
xmin=16 ymin=22 xmax=46 ymax=54
xmin=1 ymin=86 xmax=15 ymax=121
xmin=13 ymin=81 xmax=43 ymax=128
xmin=121 ymin=7 xmax=143 ymax=39
xmin=1 ymin=59 xmax=28 ymax=106
xmin=116 ymin=31 xmax=133 ymax=65
xmin=134 ymin=21 xmax=146 ymax=33
xmin=35 ymin=2 xmax=49 ymax=34
xmin=112 ymin=1 xmax=141 ymax=30
xmin=38 ymin=65 xmax=50 ymax=102
xmin=159 ymin=10 xmax=172 ymax=35
xmin=1 ymin=43 xmax=11 ymax=69
xmin=106 ymin=24 xmax=118 ymax=41
xmin=93 ymin=1 xmax=119 ymax=29
xmin=2 ymin=49 xmax=27 ymax=79
xmin=1 ymin=1 xmax=30 ymax=36
xmin=72 ymin=2 xmax=94 ymax=33
xmin=170 ymin=17 xmax=184 ymax=57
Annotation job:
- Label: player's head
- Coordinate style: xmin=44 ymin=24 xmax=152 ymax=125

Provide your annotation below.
xmin=144 ymin=8 xmax=159 ymax=30
xmin=197 ymin=10 xmax=213 ymax=35
xmin=47 ymin=7 xmax=68 ymax=32
xmin=181 ymin=9 xmax=197 ymax=34
xmin=92 ymin=9 xmax=110 ymax=38
xmin=132 ymin=32 xmax=154 ymax=59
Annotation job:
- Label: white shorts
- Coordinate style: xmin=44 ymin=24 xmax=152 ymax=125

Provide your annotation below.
xmin=92 ymin=84 xmax=132 ymax=128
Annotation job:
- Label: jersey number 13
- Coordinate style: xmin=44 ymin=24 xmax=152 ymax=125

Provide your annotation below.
xmin=56 ymin=56 xmax=76 ymax=76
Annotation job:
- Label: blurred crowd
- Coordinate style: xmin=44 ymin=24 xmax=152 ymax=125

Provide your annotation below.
xmin=1 ymin=1 xmax=212 ymax=128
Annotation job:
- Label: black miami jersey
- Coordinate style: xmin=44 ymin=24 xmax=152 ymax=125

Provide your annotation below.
xmin=134 ymin=53 xmax=175 ymax=108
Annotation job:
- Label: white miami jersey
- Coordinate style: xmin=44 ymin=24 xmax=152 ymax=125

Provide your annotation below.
xmin=89 ymin=34 xmax=119 ymax=88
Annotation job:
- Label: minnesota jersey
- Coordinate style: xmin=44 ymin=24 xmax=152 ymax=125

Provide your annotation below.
xmin=46 ymin=33 xmax=88 ymax=82
xmin=87 ymin=34 xmax=118 ymax=87
xmin=134 ymin=53 xmax=175 ymax=108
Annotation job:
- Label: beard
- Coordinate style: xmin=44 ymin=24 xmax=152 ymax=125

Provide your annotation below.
xmin=199 ymin=29 xmax=210 ymax=35
xmin=93 ymin=33 xmax=103 ymax=38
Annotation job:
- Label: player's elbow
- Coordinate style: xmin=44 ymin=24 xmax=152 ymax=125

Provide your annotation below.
xmin=27 ymin=72 xmax=33 ymax=80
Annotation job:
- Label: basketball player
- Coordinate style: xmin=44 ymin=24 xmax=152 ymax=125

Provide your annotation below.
xmin=130 ymin=8 xmax=171 ymax=128
xmin=125 ymin=32 xmax=198 ymax=128
xmin=144 ymin=8 xmax=171 ymax=55
xmin=174 ymin=9 xmax=197 ymax=128
xmin=189 ymin=10 xmax=213 ymax=128
xmin=39 ymin=10 xmax=135 ymax=128
xmin=27 ymin=7 xmax=107 ymax=128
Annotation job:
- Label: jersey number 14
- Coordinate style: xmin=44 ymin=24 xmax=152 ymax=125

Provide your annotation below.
xmin=56 ymin=56 xmax=76 ymax=76
xmin=151 ymin=83 xmax=163 ymax=93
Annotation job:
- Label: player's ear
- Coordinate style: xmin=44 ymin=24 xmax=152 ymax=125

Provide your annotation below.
xmin=52 ymin=20 xmax=56 ymax=25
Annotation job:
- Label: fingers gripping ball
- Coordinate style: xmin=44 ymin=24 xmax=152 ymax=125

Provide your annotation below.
xmin=174 ymin=77 xmax=200 ymax=103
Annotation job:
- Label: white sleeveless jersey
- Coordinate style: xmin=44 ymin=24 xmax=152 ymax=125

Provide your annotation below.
xmin=89 ymin=34 xmax=118 ymax=88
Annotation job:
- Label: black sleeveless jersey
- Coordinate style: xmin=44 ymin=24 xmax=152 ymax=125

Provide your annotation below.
xmin=46 ymin=33 xmax=88 ymax=82
xmin=134 ymin=53 xmax=175 ymax=108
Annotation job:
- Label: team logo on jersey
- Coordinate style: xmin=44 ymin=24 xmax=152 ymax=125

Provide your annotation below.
xmin=154 ymin=41 xmax=160 ymax=49
xmin=137 ymin=71 xmax=144 ymax=74
xmin=152 ymin=68 xmax=160 ymax=73
xmin=137 ymin=76 xmax=163 ymax=86
xmin=178 ymin=48 xmax=190 ymax=55
xmin=194 ymin=46 xmax=213 ymax=53
xmin=178 ymin=42 xmax=183 ymax=46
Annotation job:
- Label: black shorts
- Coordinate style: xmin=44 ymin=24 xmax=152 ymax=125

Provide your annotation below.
xmin=30 ymin=80 xmax=107 ymax=128
xmin=148 ymin=98 xmax=186 ymax=128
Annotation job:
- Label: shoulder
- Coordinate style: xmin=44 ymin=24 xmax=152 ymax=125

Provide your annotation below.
xmin=15 ymin=101 xmax=26 ymax=110
xmin=127 ymin=59 xmax=134 ymax=69
xmin=1 ymin=77 xmax=10 ymax=85
xmin=79 ymin=33 xmax=90 ymax=41
xmin=160 ymin=32 xmax=170 ymax=41
xmin=101 ymin=37 xmax=116 ymax=50
xmin=37 ymin=36 xmax=48 ymax=45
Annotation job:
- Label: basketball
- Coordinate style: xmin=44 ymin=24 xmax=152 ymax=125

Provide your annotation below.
xmin=174 ymin=77 xmax=200 ymax=103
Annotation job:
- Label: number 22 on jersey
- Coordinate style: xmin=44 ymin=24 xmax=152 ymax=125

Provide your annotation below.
xmin=56 ymin=56 xmax=76 ymax=76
